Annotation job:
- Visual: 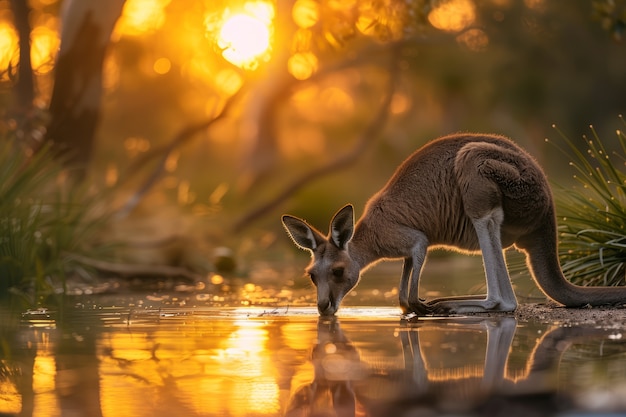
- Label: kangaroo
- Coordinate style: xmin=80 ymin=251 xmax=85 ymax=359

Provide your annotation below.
xmin=282 ymin=133 xmax=626 ymax=316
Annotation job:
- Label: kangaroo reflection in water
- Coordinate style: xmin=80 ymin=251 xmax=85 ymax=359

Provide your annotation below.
xmin=285 ymin=317 xmax=614 ymax=417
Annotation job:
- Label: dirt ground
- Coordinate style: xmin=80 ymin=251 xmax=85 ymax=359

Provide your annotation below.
xmin=513 ymin=302 xmax=626 ymax=329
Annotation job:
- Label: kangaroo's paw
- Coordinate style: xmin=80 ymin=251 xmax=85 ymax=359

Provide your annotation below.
xmin=428 ymin=298 xmax=517 ymax=315
xmin=406 ymin=299 xmax=434 ymax=316
xmin=426 ymin=294 xmax=487 ymax=306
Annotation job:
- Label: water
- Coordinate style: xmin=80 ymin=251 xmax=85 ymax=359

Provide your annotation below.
xmin=2 ymin=301 xmax=626 ymax=417
xmin=2 ymin=257 xmax=626 ymax=416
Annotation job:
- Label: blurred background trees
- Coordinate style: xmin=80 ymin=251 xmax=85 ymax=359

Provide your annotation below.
xmin=0 ymin=0 xmax=625 ymax=282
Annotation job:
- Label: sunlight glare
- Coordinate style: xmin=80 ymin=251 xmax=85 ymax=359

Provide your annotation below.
xmin=218 ymin=14 xmax=271 ymax=69
xmin=428 ymin=0 xmax=476 ymax=32
xmin=214 ymin=2 xmax=274 ymax=70
xmin=209 ymin=320 xmax=280 ymax=415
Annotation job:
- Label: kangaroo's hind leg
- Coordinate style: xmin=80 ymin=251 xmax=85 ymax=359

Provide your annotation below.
xmin=429 ymin=207 xmax=517 ymax=314
xmin=429 ymin=145 xmax=521 ymax=314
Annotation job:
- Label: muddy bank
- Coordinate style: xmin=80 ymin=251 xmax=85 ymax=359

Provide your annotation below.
xmin=513 ymin=303 xmax=626 ymax=329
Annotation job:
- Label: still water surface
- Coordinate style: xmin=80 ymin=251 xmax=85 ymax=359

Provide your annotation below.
xmin=2 ymin=300 xmax=626 ymax=417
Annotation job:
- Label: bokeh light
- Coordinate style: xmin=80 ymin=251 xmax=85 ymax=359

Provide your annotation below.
xmin=288 ymin=51 xmax=318 ymax=80
xmin=292 ymin=0 xmax=319 ymax=29
xmin=214 ymin=68 xmax=243 ymax=95
xmin=428 ymin=0 xmax=476 ymax=32
xmin=30 ymin=25 xmax=59 ymax=74
xmin=153 ymin=57 xmax=171 ymax=74
xmin=115 ymin=0 xmax=172 ymax=36
xmin=0 ymin=21 xmax=18 ymax=78
xmin=457 ymin=28 xmax=489 ymax=51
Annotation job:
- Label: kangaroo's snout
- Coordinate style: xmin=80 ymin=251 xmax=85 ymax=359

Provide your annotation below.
xmin=317 ymin=298 xmax=337 ymax=316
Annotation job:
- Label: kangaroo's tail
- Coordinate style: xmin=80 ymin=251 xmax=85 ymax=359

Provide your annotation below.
xmin=518 ymin=213 xmax=626 ymax=307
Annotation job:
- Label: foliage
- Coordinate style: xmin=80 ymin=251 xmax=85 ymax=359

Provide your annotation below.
xmin=552 ymin=117 xmax=626 ymax=286
xmin=592 ymin=0 xmax=626 ymax=41
xmin=0 ymin=140 xmax=107 ymax=300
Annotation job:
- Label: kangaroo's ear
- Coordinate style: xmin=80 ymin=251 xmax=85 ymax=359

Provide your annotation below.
xmin=330 ymin=204 xmax=354 ymax=249
xmin=282 ymin=215 xmax=324 ymax=251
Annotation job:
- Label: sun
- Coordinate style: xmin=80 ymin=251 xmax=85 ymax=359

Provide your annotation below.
xmin=217 ymin=3 xmax=273 ymax=70
xmin=219 ymin=15 xmax=270 ymax=67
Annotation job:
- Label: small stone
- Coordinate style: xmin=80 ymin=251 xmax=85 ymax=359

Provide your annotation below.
xmin=213 ymin=246 xmax=237 ymax=273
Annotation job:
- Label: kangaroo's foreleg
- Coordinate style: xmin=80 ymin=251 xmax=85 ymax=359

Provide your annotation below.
xmin=399 ymin=257 xmax=413 ymax=313
xmin=400 ymin=237 xmax=431 ymax=315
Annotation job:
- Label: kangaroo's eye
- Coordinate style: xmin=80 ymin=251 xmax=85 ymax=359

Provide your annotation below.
xmin=308 ymin=272 xmax=317 ymax=285
xmin=332 ymin=267 xmax=344 ymax=279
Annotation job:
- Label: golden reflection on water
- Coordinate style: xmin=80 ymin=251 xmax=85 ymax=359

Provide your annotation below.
xmin=211 ymin=320 xmax=280 ymax=414
xmin=33 ymin=352 xmax=57 ymax=416
xmin=3 ymin=309 xmax=626 ymax=416
xmin=98 ymin=317 xmax=293 ymax=416
xmin=0 ymin=379 xmax=20 ymax=414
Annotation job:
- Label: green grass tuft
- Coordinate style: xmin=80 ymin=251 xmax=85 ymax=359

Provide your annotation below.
xmin=0 ymin=140 xmax=109 ymax=301
xmin=551 ymin=116 xmax=626 ymax=286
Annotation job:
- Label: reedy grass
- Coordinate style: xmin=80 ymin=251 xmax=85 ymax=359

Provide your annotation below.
xmin=549 ymin=116 xmax=626 ymax=287
xmin=0 ymin=140 xmax=109 ymax=301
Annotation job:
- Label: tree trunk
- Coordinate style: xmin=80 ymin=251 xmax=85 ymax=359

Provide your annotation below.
xmin=45 ymin=0 xmax=126 ymax=178
xmin=9 ymin=0 xmax=35 ymax=113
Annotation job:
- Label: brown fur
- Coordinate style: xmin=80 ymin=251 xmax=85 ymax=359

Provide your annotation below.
xmin=282 ymin=134 xmax=626 ymax=316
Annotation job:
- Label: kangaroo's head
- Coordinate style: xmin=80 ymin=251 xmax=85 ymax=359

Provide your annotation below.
xmin=282 ymin=205 xmax=360 ymax=316
xmin=286 ymin=318 xmax=358 ymax=416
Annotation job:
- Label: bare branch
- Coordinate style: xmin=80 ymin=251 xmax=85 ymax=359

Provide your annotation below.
xmin=114 ymin=85 xmax=248 ymax=217
xmin=68 ymin=253 xmax=202 ymax=281
xmin=10 ymin=0 xmax=34 ymax=111
xmin=231 ymin=47 xmax=402 ymax=233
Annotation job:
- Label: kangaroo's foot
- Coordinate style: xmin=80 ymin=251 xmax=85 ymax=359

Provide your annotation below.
xmin=402 ymin=298 xmax=434 ymax=316
xmin=427 ymin=297 xmax=517 ymax=315
xmin=427 ymin=294 xmax=488 ymax=305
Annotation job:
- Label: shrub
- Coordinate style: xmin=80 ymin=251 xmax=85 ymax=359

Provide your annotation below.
xmin=551 ymin=117 xmax=626 ymax=286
